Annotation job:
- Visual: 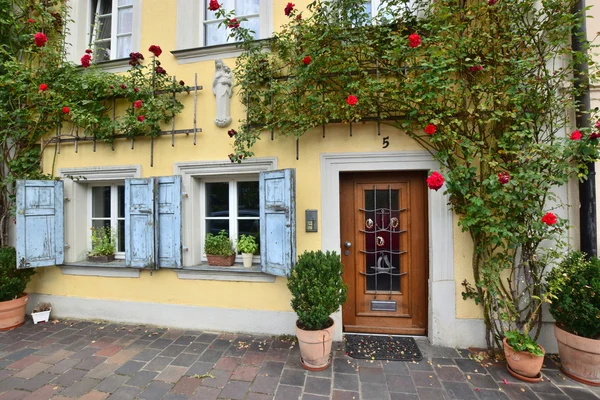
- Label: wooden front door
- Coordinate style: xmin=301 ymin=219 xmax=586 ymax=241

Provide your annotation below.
xmin=340 ymin=171 xmax=428 ymax=335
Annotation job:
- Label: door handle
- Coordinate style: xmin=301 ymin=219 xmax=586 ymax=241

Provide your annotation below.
xmin=344 ymin=241 xmax=352 ymax=248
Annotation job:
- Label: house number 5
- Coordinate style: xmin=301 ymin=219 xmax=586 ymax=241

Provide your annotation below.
xmin=382 ymin=136 xmax=390 ymax=149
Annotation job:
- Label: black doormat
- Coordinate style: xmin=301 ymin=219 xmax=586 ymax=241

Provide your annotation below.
xmin=344 ymin=335 xmax=423 ymax=361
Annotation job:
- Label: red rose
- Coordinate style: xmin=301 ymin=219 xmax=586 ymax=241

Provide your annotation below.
xmin=408 ymin=33 xmax=421 ymax=48
xmin=62 ymin=106 xmax=70 ymax=114
xmin=591 ymin=132 xmax=600 ymax=140
xmin=121 ymin=84 xmax=127 ymax=89
xmin=595 ymin=120 xmax=600 ymax=129
xmin=469 ymin=65 xmax=483 ymax=72
xmin=489 ymin=0 xmax=497 ymax=4
xmin=347 ymin=95 xmax=358 ymax=106
xmin=85 ymin=49 xmax=93 ymax=54
xmin=570 ymin=130 xmax=582 ymax=140
xmin=424 ymin=124 xmax=436 ymax=135
xmin=39 ymin=83 xmax=48 ymax=91
xmin=148 ymin=45 xmax=162 ymax=57
xmin=228 ymin=18 xmax=240 ymax=28
xmin=137 ymin=115 xmax=145 ymax=122
xmin=80 ymin=53 xmax=92 ymax=68
xmin=426 ymin=171 xmax=444 ymax=191
xmin=208 ymin=0 xmax=220 ymax=11
xmin=27 ymin=19 xmax=35 ymax=23
xmin=303 ymin=56 xmax=311 ymax=65
xmin=541 ymin=212 xmax=557 ymax=226
xmin=228 ymin=129 xmax=237 ymax=138
xmin=109 ymin=85 xmax=114 ymax=89
xmin=285 ymin=2 xmax=295 ymax=16
xmin=155 ymin=66 xmax=167 ymax=75
xmin=134 ymin=87 xmax=139 ymax=93
xmin=34 ymin=32 xmax=48 ymax=47
xmin=128 ymin=52 xmax=144 ymax=66
xmin=296 ymin=14 xmax=302 ymax=20
xmin=497 ymin=171 xmax=510 ymax=185
xmin=133 ymin=100 xmax=142 ymax=109
xmin=179 ymin=80 xmax=185 ymax=86
xmin=228 ymin=153 xmax=236 ymax=162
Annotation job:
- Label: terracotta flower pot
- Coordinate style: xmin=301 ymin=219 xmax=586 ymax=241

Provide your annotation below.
xmin=0 ymin=293 xmax=29 ymax=331
xmin=554 ymin=324 xmax=600 ymax=386
xmin=503 ymin=337 xmax=545 ymax=379
xmin=296 ymin=318 xmax=335 ymax=371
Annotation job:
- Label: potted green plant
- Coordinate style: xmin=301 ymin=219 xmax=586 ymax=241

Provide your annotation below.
xmin=0 ymin=247 xmax=35 ymax=330
xmin=237 ymin=234 xmax=258 ymax=267
xmin=88 ymin=226 xmax=116 ymax=262
xmin=503 ymin=330 xmax=545 ymax=382
xmin=287 ymin=250 xmax=347 ymax=371
xmin=546 ymin=252 xmax=600 ymax=386
xmin=31 ymin=302 xmax=52 ymax=324
xmin=204 ymin=230 xmax=236 ymax=266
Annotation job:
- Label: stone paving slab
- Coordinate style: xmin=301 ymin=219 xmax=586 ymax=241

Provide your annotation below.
xmin=1 ymin=319 xmax=599 ymax=400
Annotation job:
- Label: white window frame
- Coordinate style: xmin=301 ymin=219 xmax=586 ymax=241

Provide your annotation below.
xmin=88 ymin=183 xmax=125 ymax=259
xmin=64 ymin=0 xmax=141 ymax=70
xmin=59 ymin=165 xmax=141 ymax=263
xmin=90 ymin=0 xmax=133 ymax=61
xmin=200 ymin=177 xmax=260 ymax=263
xmin=174 ymin=158 xmax=276 ymax=267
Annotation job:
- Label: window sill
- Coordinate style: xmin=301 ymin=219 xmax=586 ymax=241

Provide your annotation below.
xmin=61 ymin=260 xmax=140 ymax=278
xmin=177 ymin=264 xmax=275 ymax=282
xmin=171 ymin=39 xmax=270 ymax=65
xmin=90 ymin=58 xmax=131 ymax=73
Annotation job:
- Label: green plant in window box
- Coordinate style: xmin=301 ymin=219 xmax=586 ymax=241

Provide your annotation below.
xmin=237 ymin=234 xmax=258 ymax=268
xmin=204 ymin=230 xmax=235 ymax=266
xmin=88 ymin=227 xmax=116 ymax=263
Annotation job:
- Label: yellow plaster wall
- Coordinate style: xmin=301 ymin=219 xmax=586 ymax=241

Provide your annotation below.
xmin=30 ymin=0 xmax=482 ymax=318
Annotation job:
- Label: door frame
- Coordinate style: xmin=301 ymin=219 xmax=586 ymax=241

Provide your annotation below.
xmin=320 ymin=151 xmax=456 ymax=346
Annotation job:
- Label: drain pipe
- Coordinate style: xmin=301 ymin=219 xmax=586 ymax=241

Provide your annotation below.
xmin=572 ymin=0 xmax=597 ymax=257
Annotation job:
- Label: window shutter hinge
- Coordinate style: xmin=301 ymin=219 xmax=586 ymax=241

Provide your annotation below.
xmin=64 ymin=244 xmax=70 ymax=249
xmin=183 ymin=246 xmax=189 ymax=251
xmin=64 ymin=197 xmax=71 ymax=202
xmin=182 ymin=192 xmax=188 ymax=198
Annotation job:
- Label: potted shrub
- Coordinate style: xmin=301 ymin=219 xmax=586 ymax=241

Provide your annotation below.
xmin=204 ymin=230 xmax=236 ymax=266
xmin=237 ymin=234 xmax=258 ymax=267
xmin=546 ymin=252 xmax=600 ymax=386
xmin=0 ymin=247 xmax=35 ymax=330
xmin=287 ymin=250 xmax=347 ymax=371
xmin=31 ymin=302 xmax=52 ymax=324
xmin=88 ymin=226 xmax=116 ymax=262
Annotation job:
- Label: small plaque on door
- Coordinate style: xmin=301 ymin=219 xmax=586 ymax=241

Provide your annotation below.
xmin=371 ymin=300 xmax=397 ymax=312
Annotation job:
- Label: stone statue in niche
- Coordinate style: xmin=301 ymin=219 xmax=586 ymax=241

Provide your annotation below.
xmin=213 ymin=59 xmax=233 ymax=128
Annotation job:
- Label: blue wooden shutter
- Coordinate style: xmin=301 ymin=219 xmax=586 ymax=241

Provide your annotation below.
xmin=260 ymin=169 xmax=296 ymax=276
xmin=125 ymin=178 xmax=156 ymax=269
xmin=16 ymin=180 xmax=64 ymax=268
xmin=155 ymin=176 xmax=182 ymax=268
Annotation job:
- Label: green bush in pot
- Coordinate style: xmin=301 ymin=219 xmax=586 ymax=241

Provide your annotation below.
xmin=546 ymin=251 xmax=600 ymax=385
xmin=204 ymin=230 xmax=235 ymax=257
xmin=287 ymin=250 xmax=347 ymax=370
xmin=0 ymin=247 xmax=35 ymax=302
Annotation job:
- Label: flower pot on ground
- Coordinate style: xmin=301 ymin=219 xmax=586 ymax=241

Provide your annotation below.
xmin=287 ymin=250 xmax=347 ymax=370
xmin=546 ymin=252 xmax=600 ymax=386
xmin=237 ymin=234 xmax=258 ymax=268
xmin=205 ymin=230 xmax=236 ymax=267
xmin=31 ymin=302 xmax=51 ymax=324
xmin=0 ymin=247 xmax=35 ymax=330
xmin=503 ymin=331 xmax=545 ymax=381
xmin=88 ymin=226 xmax=116 ymax=262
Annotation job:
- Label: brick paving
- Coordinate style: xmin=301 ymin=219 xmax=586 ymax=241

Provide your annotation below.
xmin=1 ymin=320 xmax=599 ymax=399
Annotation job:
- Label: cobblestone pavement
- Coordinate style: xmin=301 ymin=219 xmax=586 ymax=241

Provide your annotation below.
xmin=1 ymin=320 xmax=599 ymax=400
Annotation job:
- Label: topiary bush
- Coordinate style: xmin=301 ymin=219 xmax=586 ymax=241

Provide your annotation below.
xmin=546 ymin=252 xmax=600 ymax=339
xmin=287 ymin=250 xmax=347 ymax=330
xmin=0 ymin=247 xmax=35 ymax=302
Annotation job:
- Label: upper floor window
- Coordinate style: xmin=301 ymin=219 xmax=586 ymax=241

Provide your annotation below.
xmin=90 ymin=184 xmax=125 ymax=256
xmin=201 ymin=0 xmax=267 ymax=46
xmin=90 ymin=0 xmax=134 ymax=61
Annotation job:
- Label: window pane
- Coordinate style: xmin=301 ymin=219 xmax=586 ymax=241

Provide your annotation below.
xmin=237 ymin=182 xmax=259 ymax=215
xmin=236 ymin=0 xmax=259 ymax=15
xmin=205 ymin=22 xmax=229 ymax=46
xmin=118 ymin=0 xmax=132 ymax=5
xmin=117 ymin=35 xmax=131 ymax=59
xmin=206 ymin=182 xmax=229 ymax=216
xmin=118 ymin=186 xmax=125 ymax=218
xmin=98 ymin=0 xmax=112 ymax=15
xmin=118 ymin=219 xmax=125 ymax=252
xmin=206 ymin=219 xmax=229 ymax=237
xmin=117 ymin=7 xmax=132 ymax=34
xmin=206 ymin=0 xmax=233 ymax=19
xmin=94 ymin=41 xmax=111 ymax=62
xmin=240 ymin=17 xmax=259 ymax=39
xmin=92 ymin=186 xmax=111 ymax=218
xmin=96 ymin=15 xmax=112 ymax=39
xmin=92 ymin=219 xmax=111 ymax=230
xmin=238 ymin=220 xmax=259 ymax=239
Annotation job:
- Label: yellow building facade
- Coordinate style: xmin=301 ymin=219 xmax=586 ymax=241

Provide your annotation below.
xmin=18 ymin=0 xmax=599 ymax=351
